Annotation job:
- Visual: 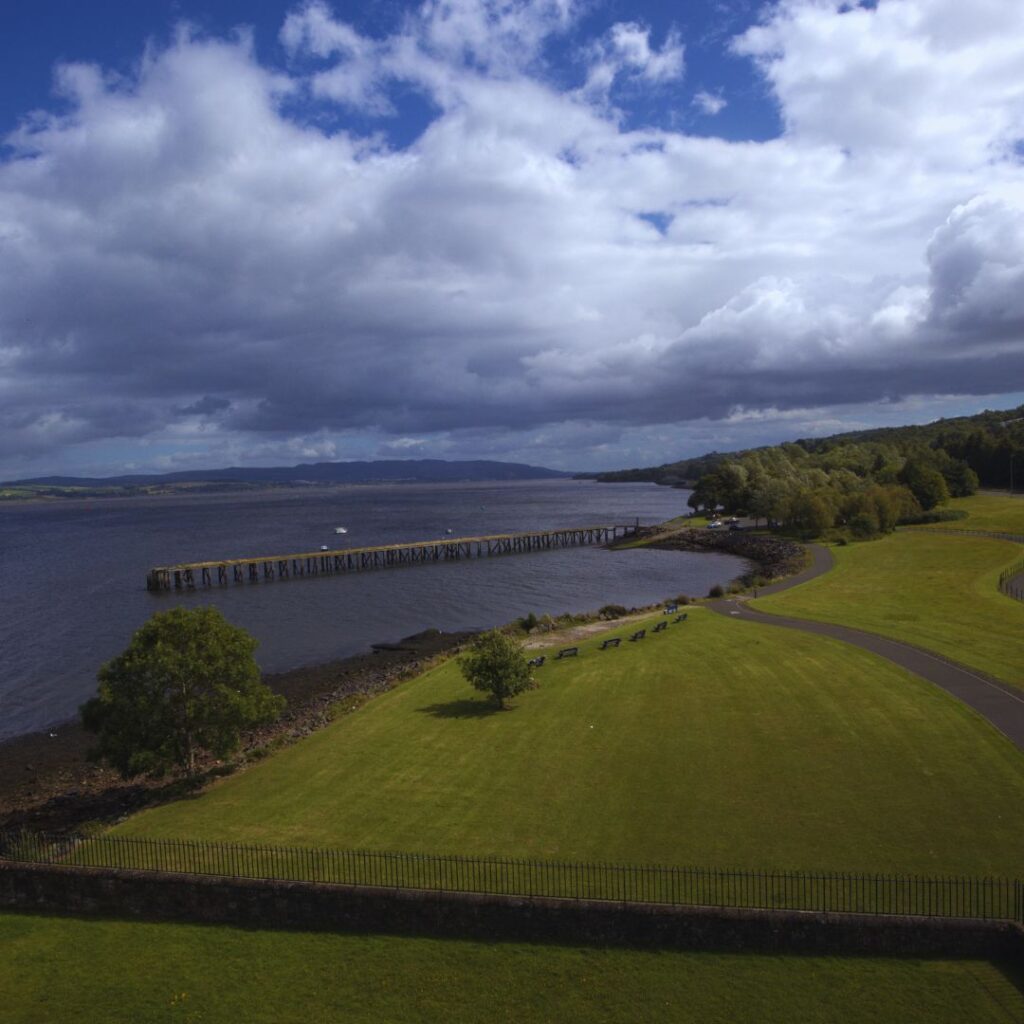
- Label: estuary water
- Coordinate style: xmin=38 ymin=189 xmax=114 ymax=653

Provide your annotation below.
xmin=0 ymin=479 xmax=746 ymax=741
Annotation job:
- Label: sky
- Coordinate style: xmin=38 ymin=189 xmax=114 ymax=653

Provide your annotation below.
xmin=2 ymin=0 xmax=1024 ymax=479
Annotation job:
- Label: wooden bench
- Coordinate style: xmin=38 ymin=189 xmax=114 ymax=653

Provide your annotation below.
xmin=528 ymin=655 xmax=545 ymax=667
xmin=629 ymin=630 xmax=646 ymax=641
xmin=556 ymin=647 xmax=578 ymax=659
xmin=600 ymin=637 xmax=621 ymax=649
xmin=673 ymin=613 xmax=688 ymax=623
xmin=653 ymin=621 xmax=667 ymax=632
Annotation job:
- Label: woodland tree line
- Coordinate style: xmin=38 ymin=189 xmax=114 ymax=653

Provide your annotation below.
xmin=596 ymin=405 xmax=1024 ymax=540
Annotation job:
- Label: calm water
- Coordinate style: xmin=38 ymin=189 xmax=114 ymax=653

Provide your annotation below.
xmin=0 ymin=480 xmax=745 ymax=741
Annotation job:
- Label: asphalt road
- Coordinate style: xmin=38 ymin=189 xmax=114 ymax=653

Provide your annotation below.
xmin=708 ymin=543 xmax=1024 ymax=751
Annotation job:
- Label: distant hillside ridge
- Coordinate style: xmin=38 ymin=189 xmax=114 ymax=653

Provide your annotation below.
xmin=5 ymin=459 xmax=573 ymax=489
xmin=594 ymin=404 xmax=1024 ymax=493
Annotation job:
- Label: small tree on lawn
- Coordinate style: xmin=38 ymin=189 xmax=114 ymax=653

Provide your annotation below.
xmin=459 ymin=630 xmax=534 ymax=710
xmin=81 ymin=606 xmax=285 ymax=778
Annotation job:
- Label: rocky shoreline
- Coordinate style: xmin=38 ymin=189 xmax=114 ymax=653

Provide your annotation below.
xmin=0 ymin=629 xmax=475 ymax=834
xmin=632 ymin=526 xmax=807 ymax=586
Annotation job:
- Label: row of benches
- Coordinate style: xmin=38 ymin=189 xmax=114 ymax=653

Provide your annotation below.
xmin=527 ymin=612 xmax=688 ymax=666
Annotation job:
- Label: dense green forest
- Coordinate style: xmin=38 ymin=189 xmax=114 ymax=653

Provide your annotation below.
xmin=595 ymin=404 xmax=1024 ymax=539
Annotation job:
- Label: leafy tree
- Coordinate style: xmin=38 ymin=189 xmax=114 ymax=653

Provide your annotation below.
xmin=748 ymin=478 xmax=793 ymax=527
xmin=459 ymin=630 xmax=534 ymax=709
xmin=943 ymin=459 xmax=980 ymax=498
xmin=866 ymin=485 xmax=898 ymax=533
xmin=899 ymin=460 xmax=950 ymax=511
xmin=81 ymin=607 xmax=285 ymax=778
xmin=785 ymin=490 xmax=834 ymax=539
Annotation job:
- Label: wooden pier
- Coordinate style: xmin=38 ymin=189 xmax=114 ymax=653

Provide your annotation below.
xmin=146 ymin=524 xmax=639 ymax=591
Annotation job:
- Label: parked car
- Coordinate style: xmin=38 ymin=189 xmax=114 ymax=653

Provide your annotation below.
xmin=707 ymin=520 xmax=722 ymax=529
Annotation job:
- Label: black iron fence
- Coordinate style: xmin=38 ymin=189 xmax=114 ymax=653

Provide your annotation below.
xmin=904 ymin=527 xmax=1024 ymax=601
xmin=998 ymin=558 xmax=1024 ymax=602
xmin=2 ymin=831 xmax=1021 ymax=923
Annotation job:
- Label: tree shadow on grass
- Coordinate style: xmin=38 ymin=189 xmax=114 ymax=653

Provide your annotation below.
xmin=416 ymin=699 xmax=505 ymax=719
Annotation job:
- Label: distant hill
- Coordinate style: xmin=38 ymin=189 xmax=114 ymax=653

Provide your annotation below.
xmin=1 ymin=459 xmax=573 ymax=500
xmin=593 ymin=404 xmax=1024 ymax=491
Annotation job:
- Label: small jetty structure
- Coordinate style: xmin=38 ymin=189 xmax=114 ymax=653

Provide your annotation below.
xmin=146 ymin=523 xmax=639 ymax=591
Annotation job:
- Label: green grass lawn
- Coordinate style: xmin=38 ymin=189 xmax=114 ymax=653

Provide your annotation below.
xmin=754 ymin=531 xmax=1024 ymax=688
xmin=2 ymin=913 xmax=1020 ymax=1024
xmin=918 ymin=491 xmax=1024 ymax=535
xmin=117 ymin=608 xmax=1024 ymax=877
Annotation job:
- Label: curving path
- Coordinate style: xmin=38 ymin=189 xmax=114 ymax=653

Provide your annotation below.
xmin=708 ymin=543 xmax=1024 ymax=751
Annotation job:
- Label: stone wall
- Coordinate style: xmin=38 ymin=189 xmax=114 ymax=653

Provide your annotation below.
xmin=2 ymin=862 xmax=1022 ymax=959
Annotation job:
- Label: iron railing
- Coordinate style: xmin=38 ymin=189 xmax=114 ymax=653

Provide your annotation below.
xmin=904 ymin=526 xmax=1024 ymax=601
xmin=907 ymin=527 xmax=1024 ymax=542
xmin=2 ymin=831 xmax=1021 ymax=923
xmin=998 ymin=558 xmax=1024 ymax=602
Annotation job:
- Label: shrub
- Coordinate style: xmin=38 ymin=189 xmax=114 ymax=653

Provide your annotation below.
xmin=848 ymin=510 xmax=880 ymax=538
xmin=708 ymin=584 xmax=725 ymax=598
xmin=519 ymin=612 xmax=539 ymax=632
xmin=598 ymin=604 xmax=629 ymax=619
xmin=897 ymin=508 xmax=969 ymax=526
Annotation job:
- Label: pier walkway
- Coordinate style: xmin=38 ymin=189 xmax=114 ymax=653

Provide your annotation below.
xmin=146 ymin=523 xmax=638 ymax=591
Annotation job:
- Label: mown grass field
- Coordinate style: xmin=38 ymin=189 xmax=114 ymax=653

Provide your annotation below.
xmin=754 ymin=530 xmax=1024 ymax=688
xmin=918 ymin=491 xmax=1024 ymax=534
xmin=2 ymin=913 xmax=1021 ymax=1024
xmin=118 ymin=608 xmax=1024 ymax=877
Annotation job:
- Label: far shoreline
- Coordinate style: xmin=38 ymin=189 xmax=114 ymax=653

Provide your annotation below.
xmin=0 ymin=475 xmax=589 ymax=508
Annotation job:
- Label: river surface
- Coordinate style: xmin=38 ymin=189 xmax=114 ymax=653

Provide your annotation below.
xmin=0 ymin=479 xmax=746 ymax=741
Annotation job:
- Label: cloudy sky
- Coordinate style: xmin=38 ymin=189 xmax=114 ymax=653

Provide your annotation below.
xmin=2 ymin=0 xmax=1024 ymax=479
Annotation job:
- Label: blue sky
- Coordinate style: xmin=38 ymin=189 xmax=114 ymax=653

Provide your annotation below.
xmin=2 ymin=2 xmax=777 ymax=144
xmin=2 ymin=0 xmax=1023 ymax=478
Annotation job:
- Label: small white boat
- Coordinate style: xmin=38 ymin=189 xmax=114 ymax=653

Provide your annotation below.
xmin=320 ymin=544 xmax=329 ymax=551
xmin=334 ymin=527 xmax=348 ymax=535
xmin=445 ymin=528 xmax=454 ymax=534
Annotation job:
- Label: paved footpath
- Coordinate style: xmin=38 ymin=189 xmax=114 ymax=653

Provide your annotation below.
xmin=708 ymin=543 xmax=1024 ymax=751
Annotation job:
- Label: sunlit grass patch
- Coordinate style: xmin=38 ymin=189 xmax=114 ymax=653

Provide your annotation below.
xmin=118 ymin=607 xmax=1024 ymax=877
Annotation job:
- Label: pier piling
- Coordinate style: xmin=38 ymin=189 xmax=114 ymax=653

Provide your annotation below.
xmin=146 ymin=524 xmax=639 ymax=591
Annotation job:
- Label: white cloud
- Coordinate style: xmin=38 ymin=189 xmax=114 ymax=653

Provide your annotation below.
xmin=282 ymin=2 xmax=394 ymax=114
xmin=582 ymin=21 xmax=685 ymax=101
xmin=925 ymin=197 xmax=1024 ymax=336
xmin=608 ymin=22 xmax=685 ymax=82
xmin=734 ymin=0 xmax=1024 ymax=162
xmin=1 ymin=0 xmax=1024 ymax=477
xmin=692 ymin=89 xmax=726 ymax=116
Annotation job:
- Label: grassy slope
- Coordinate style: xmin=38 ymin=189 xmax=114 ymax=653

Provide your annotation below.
xmin=754 ymin=531 xmax=1024 ymax=688
xmin=119 ymin=609 xmax=1024 ymax=877
xmin=919 ymin=492 xmax=1024 ymax=534
xmin=3 ymin=913 xmax=1021 ymax=1024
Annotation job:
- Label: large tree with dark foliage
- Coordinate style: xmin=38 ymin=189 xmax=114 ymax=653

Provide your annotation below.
xmin=81 ymin=607 xmax=285 ymax=778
